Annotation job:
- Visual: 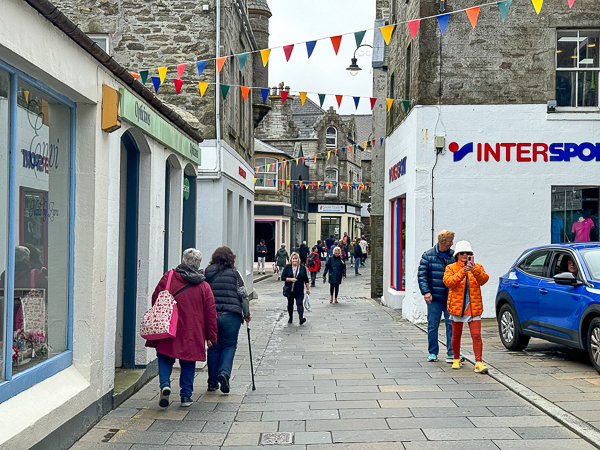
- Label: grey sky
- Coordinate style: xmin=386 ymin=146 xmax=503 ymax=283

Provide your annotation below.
xmin=267 ymin=0 xmax=376 ymax=115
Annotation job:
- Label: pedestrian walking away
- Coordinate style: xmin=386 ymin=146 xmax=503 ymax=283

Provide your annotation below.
xmin=298 ymin=241 xmax=310 ymax=265
xmin=316 ymin=240 xmax=325 ymax=261
xmin=443 ymin=240 xmax=490 ymax=373
xmin=275 ymin=243 xmax=289 ymax=280
xmin=323 ymin=246 xmax=346 ymax=303
xmin=359 ymin=235 xmax=368 ymax=266
xmin=146 ymin=248 xmax=218 ymax=408
xmin=349 ymin=238 xmax=356 ymax=267
xmin=307 ymin=246 xmax=321 ymax=286
xmin=204 ymin=246 xmax=252 ymax=394
xmin=325 ymin=235 xmax=335 ymax=263
xmin=255 ymin=239 xmax=267 ymax=274
xmin=282 ymin=252 xmax=310 ymax=325
xmin=418 ymin=229 xmax=458 ymax=363
xmin=353 ymin=238 xmax=363 ymax=275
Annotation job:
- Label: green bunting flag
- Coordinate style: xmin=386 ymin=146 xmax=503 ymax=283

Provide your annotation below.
xmin=238 ymin=53 xmax=249 ymax=70
xmin=139 ymin=70 xmax=148 ymax=85
xmin=318 ymin=94 xmax=326 ymax=107
xmin=354 ymin=30 xmax=366 ymax=49
xmin=402 ymin=100 xmax=410 ymax=112
xmin=221 ymin=84 xmax=230 ymax=99
xmin=498 ymin=0 xmax=513 ymax=22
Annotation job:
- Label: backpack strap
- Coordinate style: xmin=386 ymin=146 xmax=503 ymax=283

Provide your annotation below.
xmin=166 ymin=270 xmax=174 ymax=292
xmin=30 ymin=269 xmax=36 ymax=289
xmin=173 ymin=284 xmax=192 ymax=297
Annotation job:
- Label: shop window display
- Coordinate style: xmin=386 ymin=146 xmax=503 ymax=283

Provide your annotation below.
xmin=0 ymin=69 xmax=8 ymax=381
xmin=551 ymin=186 xmax=599 ymax=243
xmin=390 ymin=197 xmax=406 ymax=291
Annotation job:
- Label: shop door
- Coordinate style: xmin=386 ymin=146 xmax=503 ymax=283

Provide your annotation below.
xmin=164 ymin=161 xmax=170 ymax=273
xmin=182 ymin=173 xmax=196 ymax=251
xmin=255 ymin=221 xmax=275 ymax=262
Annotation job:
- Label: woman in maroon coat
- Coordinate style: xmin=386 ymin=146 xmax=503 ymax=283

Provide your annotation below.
xmin=146 ymin=248 xmax=218 ymax=408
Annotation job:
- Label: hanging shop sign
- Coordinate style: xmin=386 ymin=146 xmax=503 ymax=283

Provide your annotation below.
xmin=389 ymin=156 xmax=407 ymax=182
xmin=239 ymin=167 xmax=247 ymax=179
xmin=450 ymin=141 xmax=600 ymax=163
xmin=119 ymin=89 xmax=201 ymax=165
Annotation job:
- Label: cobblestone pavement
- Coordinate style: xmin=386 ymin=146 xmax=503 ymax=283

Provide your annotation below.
xmin=71 ymin=260 xmax=597 ymax=449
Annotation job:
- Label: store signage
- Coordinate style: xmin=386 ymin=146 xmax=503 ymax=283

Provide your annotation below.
xmin=347 ymin=206 xmax=357 ymax=214
xmin=318 ymin=204 xmax=345 ymax=213
xmin=296 ymin=212 xmax=305 ymax=220
xmin=239 ymin=167 xmax=247 ymax=179
xmin=183 ymin=177 xmax=190 ymax=201
xmin=450 ymin=141 xmax=600 ymax=163
xmin=389 ymin=156 xmax=407 ymax=182
xmin=119 ymin=89 xmax=201 ymax=165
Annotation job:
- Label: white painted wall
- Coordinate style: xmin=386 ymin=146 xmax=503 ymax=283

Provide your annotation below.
xmin=384 ymin=104 xmax=600 ymax=323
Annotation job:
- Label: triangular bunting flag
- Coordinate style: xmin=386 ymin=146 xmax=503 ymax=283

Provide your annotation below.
xmin=261 ymin=49 xmax=271 ymax=67
xmin=335 ymin=95 xmax=343 ymax=108
xmin=286 ymin=180 xmax=290 ymax=186
xmin=437 ymin=14 xmax=450 ymax=34
xmin=318 ymin=94 xmax=326 ymax=107
xmin=403 ymin=100 xmax=410 ymax=112
xmin=238 ymin=53 xmax=249 ymax=70
xmin=139 ymin=70 xmax=148 ymax=85
xmin=312 ymin=182 xmax=315 ymax=188
xmin=173 ymin=79 xmax=184 ymax=94
xmin=370 ymin=98 xmax=377 ymax=110
xmin=306 ymin=40 xmax=317 ymax=58
xmin=216 ymin=56 xmax=227 ymax=73
xmin=372 ymin=139 xmax=376 ymax=148
xmin=240 ymin=86 xmax=250 ymax=102
xmin=196 ymin=60 xmax=207 ymax=77
xmin=342 ymin=148 xmax=346 ymax=155
xmin=198 ymin=81 xmax=209 ymax=97
xmin=387 ymin=98 xmax=394 ymax=111
xmin=283 ymin=161 xmax=287 ymax=168
xmin=261 ymin=88 xmax=269 ymax=104
xmin=130 ymin=72 xmax=140 ymax=80
xmin=531 ymin=0 xmax=543 ymax=13
xmin=407 ymin=20 xmax=420 ymax=39
xmin=281 ymin=91 xmax=289 ymax=104
xmin=299 ymin=92 xmax=307 ymax=105
xmin=158 ymin=67 xmax=168 ymax=83
xmin=354 ymin=30 xmax=366 ymax=48
xmin=466 ymin=7 xmax=480 ymax=28
xmin=151 ymin=76 xmax=161 ymax=93
xmin=327 ymin=151 xmax=331 ymax=160
xmin=254 ymin=178 xmax=257 ymax=184
xmin=330 ymin=35 xmax=342 ymax=55
xmin=380 ymin=25 xmax=395 ymax=45
xmin=335 ymin=149 xmax=338 ymax=156
xmin=283 ymin=45 xmax=294 ymax=62
xmin=380 ymin=138 xmax=384 ymax=146
xmin=176 ymin=63 xmax=187 ymax=79
xmin=349 ymin=145 xmax=352 ymax=155
xmin=220 ymin=84 xmax=230 ymax=99
xmin=364 ymin=141 xmax=368 ymax=149
xmin=567 ymin=0 xmax=575 ymax=7
xmin=498 ymin=0 xmax=513 ymax=21
xmin=353 ymin=97 xmax=360 ymax=110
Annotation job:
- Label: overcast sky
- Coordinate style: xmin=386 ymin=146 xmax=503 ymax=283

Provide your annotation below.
xmin=267 ymin=0 xmax=376 ymax=115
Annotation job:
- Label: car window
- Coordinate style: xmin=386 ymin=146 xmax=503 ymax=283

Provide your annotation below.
xmin=551 ymin=253 xmax=573 ymax=277
xmin=518 ymin=251 xmax=550 ymax=277
xmin=581 ymin=249 xmax=600 ymax=281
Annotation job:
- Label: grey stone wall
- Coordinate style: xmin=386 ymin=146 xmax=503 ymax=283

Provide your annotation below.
xmin=254 ymin=153 xmax=291 ymax=204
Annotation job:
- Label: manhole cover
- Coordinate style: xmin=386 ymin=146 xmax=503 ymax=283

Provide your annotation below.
xmin=260 ymin=432 xmax=293 ymax=445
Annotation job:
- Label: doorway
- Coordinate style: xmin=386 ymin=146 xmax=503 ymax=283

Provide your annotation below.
xmin=255 ymin=221 xmax=276 ymax=261
xmin=182 ymin=165 xmax=197 ymax=251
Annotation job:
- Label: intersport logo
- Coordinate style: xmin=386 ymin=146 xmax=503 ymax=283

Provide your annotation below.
xmin=449 ymin=141 xmax=600 ymax=163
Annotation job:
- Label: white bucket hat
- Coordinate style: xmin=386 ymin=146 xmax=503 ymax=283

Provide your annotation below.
xmin=454 ymin=241 xmax=473 ymax=254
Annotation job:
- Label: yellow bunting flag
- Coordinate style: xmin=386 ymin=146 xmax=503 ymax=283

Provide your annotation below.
xmin=531 ymin=0 xmax=543 ymax=13
xmin=286 ymin=180 xmax=290 ymax=186
xmin=299 ymin=92 xmax=307 ymax=106
xmin=466 ymin=7 xmax=480 ymax=28
xmin=198 ymin=82 xmax=209 ymax=97
xmin=24 ymin=91 xmax=29 ymax=102
xmin=261 ymin=49 xmax=271 ymax=67
xmin=327 ymin=151 xmax=331 ymax=160
xmin=216 ymin=56 xmax=227 ymax=73
xmin=364 ymin=141 xmax=368 ymax=149
xmin=387 ymin=98 xmax=394 ymax=111
xmin=380 ymin=25 xmax=395 ymax=45
xmin=254 ymin=178 xmax=257 ymax=184
xmin=158 ymin=67 xmax=168 ymax=83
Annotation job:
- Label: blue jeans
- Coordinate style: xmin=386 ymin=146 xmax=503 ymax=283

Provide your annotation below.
xmin=427 ymin=301 xmax=453 ymax=356
xmin=355 ymin=256 xmax=362 ymax=273
xmin=207 ymin=312 xmax=242 ymax=384
xmin=157 ymin=352 xmax=196 ymax=398
xmin=350 ymin=255 xmax=354 ymax=264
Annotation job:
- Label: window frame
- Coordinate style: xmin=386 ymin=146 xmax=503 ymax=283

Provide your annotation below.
xmin=324 ymin=168 xmax=338 ymax=196
xmin=390 ymin=197 xmax=405 ymax=291
xmin=517 ymin=250 xmax=552 ymax=279
xmin=326 ymin=127 xmax=337 ymax=148
xmin=0 ymin=58 xmax=76 ymax=404
xmin=87 ymin=34 xmax=110 ymax=53
xmin=255 ymin=156 xmax=278 ymax=190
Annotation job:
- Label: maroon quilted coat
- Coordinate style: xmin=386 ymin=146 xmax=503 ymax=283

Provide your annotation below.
xmin=145 ymin=270 xmax=218 ymax=362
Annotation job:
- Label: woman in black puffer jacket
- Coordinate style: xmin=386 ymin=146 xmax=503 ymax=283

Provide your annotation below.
xmin=323 ymin=246 xmax=346 ymax=304
xmin=204 ymin=246 xmax=251 ymax=394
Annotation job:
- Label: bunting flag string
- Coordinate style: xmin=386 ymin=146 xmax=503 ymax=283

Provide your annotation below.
xmin=253 ymin=178 xmax=373 ymax=190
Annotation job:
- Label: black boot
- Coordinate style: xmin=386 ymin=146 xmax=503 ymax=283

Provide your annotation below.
xmin=218 ymin=373 xmax=230 ymax=393
xmin=288 ymin=315 xmax=293 ymax=323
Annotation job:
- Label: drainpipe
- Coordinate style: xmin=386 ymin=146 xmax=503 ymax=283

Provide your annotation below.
xmin=215 ymin=0 xmax=222 ymax=178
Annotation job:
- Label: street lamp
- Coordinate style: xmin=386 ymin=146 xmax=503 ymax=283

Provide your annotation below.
xmin=346 ymin=44 xmax=373 ymax=76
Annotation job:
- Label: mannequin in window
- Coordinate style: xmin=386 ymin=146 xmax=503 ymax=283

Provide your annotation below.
xmin=551 ymin=215 xmax=564 ymax=244
xmin=572 ymin=214 xmax=595 ymax=243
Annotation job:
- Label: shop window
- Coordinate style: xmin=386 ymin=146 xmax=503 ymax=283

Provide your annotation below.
xmin=321 ymin=217 xmax=341 ymax=241
xmin=324 ymin=168 xmax=338 ymax=195
xmin=556 ymin=30 xmax=599 ymax=108
xmin=390 ymin=197 xmax=406 ymax=291
xmin=255 ymin=157 xmax=277 ymax=189
xmin=0 ymin=69 xmax=8 ymax=382
xmin=88 ymin=34 xmax=110 ymax=53
xmin=551 ymin=186 xmax=599 ymax=243
xmin=326 ymin=127 xmax=337 ymax=148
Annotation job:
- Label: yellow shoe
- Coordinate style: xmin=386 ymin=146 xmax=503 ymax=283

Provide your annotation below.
xmin=451 ymin=359 xmax=461 ymax=370
xmin=474 ymin=362 xmax=488 ymax=374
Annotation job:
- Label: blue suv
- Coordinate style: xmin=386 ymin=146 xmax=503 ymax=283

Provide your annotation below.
xmin=495 ymin=243 xmax=600 ymax=374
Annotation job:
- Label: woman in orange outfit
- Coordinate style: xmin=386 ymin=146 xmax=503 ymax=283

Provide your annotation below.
xmin=443 ymin=241 xmax=490 ymax=374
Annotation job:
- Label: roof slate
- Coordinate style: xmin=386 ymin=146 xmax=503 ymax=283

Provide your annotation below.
xmin=340 ymin=114 xmax=372 ymax=146
xmin=248 ymin=0 xmax=271 ymax=13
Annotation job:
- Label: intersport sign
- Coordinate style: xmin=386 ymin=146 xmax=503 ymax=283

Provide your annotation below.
xmin=450 ymin=141 xmax=600 ymax=162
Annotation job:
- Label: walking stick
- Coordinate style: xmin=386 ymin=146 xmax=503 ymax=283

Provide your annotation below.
xmin=246 ymin=322 xmax=256 ymax=390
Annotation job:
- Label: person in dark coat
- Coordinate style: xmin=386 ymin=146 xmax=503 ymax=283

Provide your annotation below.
xmin=323 ymin=247 xmax=346 ymax=303
xmin=282 ymin=252 xmax=310 ymax=325
xmin=417 ymin=229 xmax=458 ymax=363
xmin=307 ymin=247 xmax=321 ymax=286
xmin=147 ymin=248 xmax=218 ymax=408
xmin=316 ymin=240 xmax=325 ymax=261
xmin=255 ymin=239 xmax=267 ymax=274
xmin=275 ymin=243 xmax=289 ymax=280
xmin=298 ymin=241 xmax=310 ymax=265
xmin=205 ymin=246 xmax=251 ymax=394
xmin=353 ymin=238 xmax=364 ymax=275
xmin=325 ymin=235 xmax=336 ymax=262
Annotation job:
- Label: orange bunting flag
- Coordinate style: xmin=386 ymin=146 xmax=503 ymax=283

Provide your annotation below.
xmin=299 ymin=92 xmax=307 ymax=106
xmin=330 ymin=35 xmax=342 ymax=55
xmin=281 ymin=91 xmax=289 ymax=104
xmin=335 ymin=95 xmax=343 ymax=108
xmin=240 ymin=86 xmax=250 ymax=102
xmin=283 ymin=161 xmax=287 ymax=168
xmin=260 ymin=49 xmax=271 ymax=67
xmin=466 ymin=7 xmax=480 ymax=28
xmin=349 ymin=145 xmax=352 ymax=155
xmin=380 ymin=25 xmax=395 ymax=45
xmin=198 ymin=81 xmax=209 ymax=97
xmin=174 ymin=79 xmax=184 ymax=94
xmin=387 ymin=98 xmax=394 ymax=111
xmin=130 ymin=72 xmax=140 ymax=80
xmin=216 ymin=56 xmax=227 ymax=73
xmin=176 ymin=63 xmax=187 ymax=79
xmin=407 ymin=20 xmax=420 ymax=39
xmin=158 ymin=67 xmax=168 ymax=83
xmin=531 ymin=0 xmax=543 ymax=13
xmin=299 ymin=180 xmax=303 ymax=187
xmin=283 ymin=44 xmax=294 ymax=62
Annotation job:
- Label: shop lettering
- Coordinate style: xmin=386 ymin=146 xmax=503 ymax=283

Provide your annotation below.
xmin=189 ymin=143 xmax=199 ymax=158
xmin=134 ymin=102 xmax=151 ymax=126
xmin=389 ymin=156 xmax=407 ymax=182
xmin=450 ymin=141 xmax=600 ymax=162
xmin=23 ymin=101 xmax=60 ymax=176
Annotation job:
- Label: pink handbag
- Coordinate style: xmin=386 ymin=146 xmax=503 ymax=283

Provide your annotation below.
xmin=140 ymin=271 xmax=180 ymax=340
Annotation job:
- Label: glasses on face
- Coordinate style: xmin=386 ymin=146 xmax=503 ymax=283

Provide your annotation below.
xmin=458 ymin=252 xmax=473 ymax=256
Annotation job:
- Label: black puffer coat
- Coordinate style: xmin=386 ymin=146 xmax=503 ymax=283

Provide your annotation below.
xmin=417 ymin=244 xmax=455 ymax=304
xmin=204 ymin=265 xmax=244 ymax=322
xmin=323 ymin=255 xmax=346 ymax=284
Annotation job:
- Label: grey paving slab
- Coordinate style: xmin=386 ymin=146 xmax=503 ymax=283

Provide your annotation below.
xmin=403 ymin=442 xmax=500 ymax=450
xmin=129 ymin=446 xmax=190 ymax=450
xmin=294 ymin=432 xmax=333 ymax=445
xmin=69 ymin=444 xmax=133 ymax=450
xmin=261 ymin=409 xmax=339 ymax=421
xmin=338 ymin=408 xmax=412 ymax=419
xmin=331 ymin=429 xmax=426 ymax=443
xmin=146 ymin=419 xmax=206 ymax=432
xmin=387 ymin=417 xmax=475 ymax=429
xmin=492 ymin=439 xmax=596 ymax=450
xmin=511 ymin=426 xmax=579 ymax=439
xmin=109 ymin=431 xmax=172 ymax=445
xmin=422 ymin=427 xmax=521 ymax=440
xmin=308 ymin=400 xmax=380 ymax=409
xmin=409 ymin=407 xmax=494 ymax=418
xmin=468 ymin=416 xmax=562 ymax=428
xmin=165 ymin=432 xmax=225 ymax=446
xmin=279 ymin=420 xmax=307 ymax=432
xmin=305 ymin=418 xmax=389 ymax=432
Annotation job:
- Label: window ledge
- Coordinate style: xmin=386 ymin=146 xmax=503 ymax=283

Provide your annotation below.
xmin=548 ymin=109 xmax=600 ymax=121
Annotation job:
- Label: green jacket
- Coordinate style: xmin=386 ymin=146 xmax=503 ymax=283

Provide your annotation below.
xmin=276 ymin=248 xmax=289 ymax=267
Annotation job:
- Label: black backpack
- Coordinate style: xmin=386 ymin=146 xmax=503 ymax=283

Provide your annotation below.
xmin=307 ymin=253 xmax=316 ymax=268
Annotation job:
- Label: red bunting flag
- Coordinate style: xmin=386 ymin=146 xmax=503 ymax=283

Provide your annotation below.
xmin=312 ymin=182 xmax=315 ymax=188
xmin=240 ymin=86 xmax=250 ymax=102
xmin=330 ymin=35 xmax=342 ymax=55
xmin=334 ymin=149 xmax=338 ymax=156
xmin=216 ymin=56 xmax=227 ymax=73
xmin=176 ymin=63 xmax=187 ymax=79
xmin=349 ymin=145 xmax=352 ymax=155
xmin=466 ymin=7 xmax=480 ymax=28
xmin=372 ymin=139 xmax=376 ymax=148
xmin=130 ymin=72 xmax=140 ymax=80
xmin=173 ymin=79 xmax=184 ymax=94
xmin=283 ymin=45 xmax=294 ymax=62
xmin=370 ymin=98 xmax=377 ymax=110
xmin=281 ymin=91 xmax=289 ymax=104
xmin=407 ymin=20 xmax=420 ymax=39
xmin=336 ymin=95 xmax=343 ymax=108
xmin=567 ymin=0 xmax=575 ymax=6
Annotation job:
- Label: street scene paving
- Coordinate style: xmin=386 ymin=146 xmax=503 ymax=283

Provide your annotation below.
xmin=72 ymin=262 xmax=598 ymax=449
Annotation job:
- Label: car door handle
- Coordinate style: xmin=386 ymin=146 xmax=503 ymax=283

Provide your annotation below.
xmin=512 ymin=283 xmax=519 ymax=289
xmin=539 ymin=288 xmax=548 ymax=295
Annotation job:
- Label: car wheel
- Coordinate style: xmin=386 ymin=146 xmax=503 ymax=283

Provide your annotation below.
xmin=587 ymin=318 xmax=600 ymax=375
xmin=498 ymin=303 xmax=530 ymax=351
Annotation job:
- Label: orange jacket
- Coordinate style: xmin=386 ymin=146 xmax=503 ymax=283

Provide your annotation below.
xmin=443 ymin=261 xmax=489 ymax=317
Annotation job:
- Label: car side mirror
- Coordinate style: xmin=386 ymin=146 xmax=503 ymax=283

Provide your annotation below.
xmin=553 ymin=272 xmax=583 ymax=287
